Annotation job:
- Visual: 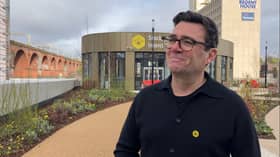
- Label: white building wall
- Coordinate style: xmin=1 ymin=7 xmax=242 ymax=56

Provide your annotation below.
xmin=221 ymin=0 xmax=260 ymax=79
xmin=189 ymin=0 xmax=261 ymax=79
xmin=0 ymin=0 xmax=8 ymax=80
xmin=0 ymin=79 xmax=79 ymax=116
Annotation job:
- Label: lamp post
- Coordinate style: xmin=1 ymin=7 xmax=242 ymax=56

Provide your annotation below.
xmin=151 ymin=19 xmax=155 ymax=84
xmin=264 ymin=41 xmax=268 ymax=88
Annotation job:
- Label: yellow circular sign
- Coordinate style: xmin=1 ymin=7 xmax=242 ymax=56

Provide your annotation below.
xmin=192 ymin=130 xmax=200 ymax=138
xmin=132 ymin=34 xmax=145 ymax=49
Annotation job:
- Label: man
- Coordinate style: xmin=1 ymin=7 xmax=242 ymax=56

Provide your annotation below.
xmin=114 ymin=10 xmax=260 ymax=157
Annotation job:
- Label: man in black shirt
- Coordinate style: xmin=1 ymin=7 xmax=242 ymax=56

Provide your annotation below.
xmin=114 ymin=10 xmax=261 ymax=157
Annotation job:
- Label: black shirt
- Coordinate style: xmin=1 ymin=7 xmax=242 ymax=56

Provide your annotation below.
xmin=114 ymin=73 xmax=261 ymax=157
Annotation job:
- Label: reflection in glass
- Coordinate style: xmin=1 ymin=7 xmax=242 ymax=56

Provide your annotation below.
xmin=99 ymin=52 xmax=125 ymax=89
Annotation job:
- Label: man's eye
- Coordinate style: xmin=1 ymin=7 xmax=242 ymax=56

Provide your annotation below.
xmin=181 ymin=39 xmax=193 ymax=45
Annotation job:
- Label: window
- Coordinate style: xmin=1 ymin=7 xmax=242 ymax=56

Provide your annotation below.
xmin=229 ymin=58 xmax=233 ymax=80
xmin=82 ymin=53 xmax=90 ymax=79
xmin=221 ymin=56 xmax=227 ymax=82
xmin=98 ymin=52 xmax=125 ymax=89
xmin=209 ymin=58 xmax=216 ymax=79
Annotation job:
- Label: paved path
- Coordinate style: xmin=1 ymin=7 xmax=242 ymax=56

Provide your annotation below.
xmin=23 ymin=102 xmax=131 ymax=157
xmin=259 ymin=105 xmax=280 ymax=157
xmin=23 ymin=102 xmax=279 ymax=157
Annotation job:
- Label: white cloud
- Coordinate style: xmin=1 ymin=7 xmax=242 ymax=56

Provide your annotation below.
xmin=10 ymin=0 xmax=279 ymax=58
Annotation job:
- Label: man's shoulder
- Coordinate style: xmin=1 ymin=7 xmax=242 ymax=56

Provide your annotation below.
xmin=210 ymin=79 xmax=243 ymax=101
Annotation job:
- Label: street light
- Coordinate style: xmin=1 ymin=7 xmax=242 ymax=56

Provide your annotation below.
xmin=151 ymin=19 xmax=155 ymax=84
xmin=264 ymin=41 xmax=268 ymax=88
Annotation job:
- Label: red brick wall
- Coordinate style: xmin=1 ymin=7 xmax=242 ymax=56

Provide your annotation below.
xmin=10 ymin=41 xmax=81 ymax=78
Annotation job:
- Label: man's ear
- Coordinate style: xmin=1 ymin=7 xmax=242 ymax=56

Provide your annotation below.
xmin=206 ymin=48 xmax=217 ymax=65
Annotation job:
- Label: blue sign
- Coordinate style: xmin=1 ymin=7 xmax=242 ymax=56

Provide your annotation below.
xmin=239 ymin=0 xmax=257 ymax=8
xmin=242 ymin=12 xmax=255 ymax=21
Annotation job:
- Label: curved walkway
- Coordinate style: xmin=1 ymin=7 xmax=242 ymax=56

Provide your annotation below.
xmin=22 ymin=102 xmax=131 ymax=157
xmin=22 ymin=102 xmax=279 ymax=157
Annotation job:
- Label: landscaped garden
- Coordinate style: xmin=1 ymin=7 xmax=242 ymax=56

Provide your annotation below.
xmin=0 ymin=87 xmax=135 ymax=157
xmin=235 ymin=79 xmax=279 ymax=138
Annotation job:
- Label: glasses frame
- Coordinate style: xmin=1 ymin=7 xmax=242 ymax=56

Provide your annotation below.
xmin=161 ymin=35 xmax=208 ymax=51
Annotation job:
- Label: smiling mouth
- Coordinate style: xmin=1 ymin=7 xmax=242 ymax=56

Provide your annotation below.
xmin=168 ymin=57 xmax=191 ymax=65
xmin=169 ymin=57 xmax=184 ymax=62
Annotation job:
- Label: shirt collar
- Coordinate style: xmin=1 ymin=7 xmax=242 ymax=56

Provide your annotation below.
xmin=157 ymin=72 xmax=223 ymax=99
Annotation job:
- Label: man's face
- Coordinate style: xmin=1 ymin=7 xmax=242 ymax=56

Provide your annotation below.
xmin=166 ymin=21 xmax=216 ymax=75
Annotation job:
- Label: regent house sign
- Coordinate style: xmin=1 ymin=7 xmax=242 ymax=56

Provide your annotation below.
xmin=131 ymin=34 xmax=164 ymax=50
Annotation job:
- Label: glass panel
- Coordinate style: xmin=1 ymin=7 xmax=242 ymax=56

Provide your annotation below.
xmin=135 ymin=52 xmax=143 ymax=90
xmin=82 ymin=53 xmax=89 ymax=79
xmin=209 ymin=58 xmax=216 ymax=79
xmin=110 ymin=52 xmax=125 ymax=89
xmin=135 ymin=52 xmax=166 ymax=90
xmin=229 ymin=58 xmax=233 ymax=80
xmin=221 ymin=56 xmax=227 ymax=81
xmin=99 ymin=52 xmax=109 ymax=89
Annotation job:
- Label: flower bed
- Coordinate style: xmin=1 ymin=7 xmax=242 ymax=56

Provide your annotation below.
xmin=0 ymin=88 xmax=135 ymax=157
xmin=238 ymin=80 xmax=278 ymax=139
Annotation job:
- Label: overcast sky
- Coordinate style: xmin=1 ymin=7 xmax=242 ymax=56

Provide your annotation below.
xmin=10 ymin=0 xmax=279 ymax=58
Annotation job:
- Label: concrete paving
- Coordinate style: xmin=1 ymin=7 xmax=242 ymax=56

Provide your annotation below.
xmin=259 ymin=105 xmax=280 ymax=156
xmin=23 ymin=102 xmax=280 ymax=157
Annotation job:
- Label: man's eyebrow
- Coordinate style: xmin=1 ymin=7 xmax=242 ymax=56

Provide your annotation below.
xmin=180 ymin=35 xmax=195 ymax=41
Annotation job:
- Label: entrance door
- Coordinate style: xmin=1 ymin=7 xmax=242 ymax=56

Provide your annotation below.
xmin=142 ymin=67 xmax=164 ymax=86
xmin=135 ymin=52 xmax=166 ymax=90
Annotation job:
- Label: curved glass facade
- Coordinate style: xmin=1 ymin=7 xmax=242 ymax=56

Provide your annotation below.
xmin=82 ymin=32 xmax=233 ymax=90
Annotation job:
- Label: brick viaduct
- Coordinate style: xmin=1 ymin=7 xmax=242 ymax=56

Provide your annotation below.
xmin=10 ymin=40 xmax=81 ymax=78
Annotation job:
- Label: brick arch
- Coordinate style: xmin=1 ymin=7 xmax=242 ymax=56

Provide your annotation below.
xmin=29 ymin=53 xmax=39 ymax=78
xmin=72 ymin=62 xmax=75 ymax=70
xmin=50 ymin=57 xmax=56 ymax=77
xmin=69 ymin=62 xmax=72 ymax=74
xmin=63 ymin=60 xmax=68 ymax=77
xmin=57 ymin=59 xmax=63 ymax=77
xmin=14 ymin=50 xmax=28 ymax=77
xmin=41 ymin=56 xmax=49 ymax=77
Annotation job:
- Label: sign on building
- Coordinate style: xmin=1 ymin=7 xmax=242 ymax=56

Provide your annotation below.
xmin=239 ymin=0 xmax=257 ymax=8
xmin=0 ymin=0 xmax=8 ymax=80
xmin=241 ymin=12 xmax=255 ymax=21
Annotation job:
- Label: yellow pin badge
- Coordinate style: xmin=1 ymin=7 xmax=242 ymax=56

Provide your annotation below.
xmin=192 ymin=129 xmax=200 ymax=138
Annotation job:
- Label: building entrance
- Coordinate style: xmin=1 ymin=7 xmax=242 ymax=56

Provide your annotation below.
xmin=135 ymin=52 xmax=166 ymax=90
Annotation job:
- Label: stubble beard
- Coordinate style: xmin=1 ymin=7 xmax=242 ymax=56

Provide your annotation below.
xmin=168 ymin=58 xmax=192 ymax=75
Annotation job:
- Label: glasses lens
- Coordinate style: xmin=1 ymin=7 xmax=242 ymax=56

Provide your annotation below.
xmin=180 ymin=38 xmax=194 ymax=51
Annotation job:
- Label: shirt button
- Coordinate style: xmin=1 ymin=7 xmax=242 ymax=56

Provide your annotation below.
xmin=169 ymin=148 xmax=175 ymax=153
xmin=175 ymin=118 xmax=181 ymax=124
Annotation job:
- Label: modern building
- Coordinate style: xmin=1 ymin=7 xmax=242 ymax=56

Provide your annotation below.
xmin=189 ymin=0 xmax=261 ymax=79
xmin=0 ymin=0 xmax=9 ymax=80
xmin=82 ymin=32 xmax=233 ymax=90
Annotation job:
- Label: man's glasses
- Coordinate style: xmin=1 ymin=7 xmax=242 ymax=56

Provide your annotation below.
xmin=161 ymin=35 xmax=208 ymax=51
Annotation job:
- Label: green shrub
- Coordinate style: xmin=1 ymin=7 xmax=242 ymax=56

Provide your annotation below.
xmin=254 ymin=120 xmax=273 ymax=136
